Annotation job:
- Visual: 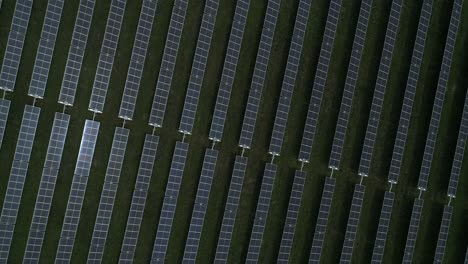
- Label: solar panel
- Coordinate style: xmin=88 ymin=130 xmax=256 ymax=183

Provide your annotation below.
xmin=0 ymin=105 xmax=40 ymax=262
xmin=0 ymin=98 xmax=11 ymax=150
xmin=309 ymin=177 xmax=335 ymax=262
xmin=417 ymin=0 xmax=462 ymax=190
xmin=182 ymin=149 xmax=218 ymax=262
xmin=214 ymin=156 xmax=248 ymax=262
xmin=119 ymin=134 xmax=159 ymax=262
xmin=208 ymin=0 xmax=251 ymax=141
xmin=24 ymin=113 xmax=70 ymax=263
xmin=387 ymin=0 xmax=433 ymax=183
xmin=148 ymin=0 xmax=189 ymax=127
xmin=55 ymin=120 xmax=99 ymax=263
xmin=0 ymin=0 xmax=33 ymax=92
xmin=402 ymin=198 xmax=424 ymax=264
xmin=118 ymin=0 xmax=158 ymax=120
xmin=357 ymin=0 xmax=403 ymax=177
xmin=246 ymin=163 xmax=277 ymax=262
xmin=58 ymin=0 xmax=95 ymax=106
xmin=87 ymin=127 xmax=129 ymax=263
xmin=28 ymin=0 xmax=65 ymax=98
xmin=277 ymin=170 xmax=306 ymax=263
xmin=237 ymin=0 xmax=280 ymax=148
xmin=434 ymin=205 xmax=453 ymax=263
xmin=298 ymin=0 xmax=342 ymax=162
xmin=371 ymin=191 xmax=395 ymax=263
xmin=328 ymin=0 xmax=373 ymax=169
xmin=268 ymin=0 xmax=312 ymax=155
xmin=340 ymin=184 xmax=365 ymax=263
xmin=88 ymin=0 xmax=127 ymax=113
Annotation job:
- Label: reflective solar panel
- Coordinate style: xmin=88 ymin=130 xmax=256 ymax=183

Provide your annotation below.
xmin=0 ymin=0 xmax=33 ymax=92
xmin=58 ymin=0 xmax=95 ymax=106
xmin=371 ymin=191 xmax=394 ymax=263
xmin=119 ymin=0 xmax=158 ymax=120
xmin=357 ymin=0 xmax=403 ymax=177
xmin=434 ymin=205 xmax=452 ymax=263
xmin=119 ymin=134 xmax=159 ymax=262
xmin=182 ymin=149 xmax=218 ymax=262
xmin=148 ymin=0 xmax=189 ymax=127
xmin=208 ymin=0 xmax=251 ymax=141
xmin=417 ymin=0 xmax=462 ymax=190
xmin=402 ymin=198 xmax=424 ymax=264
xmin=340 ymin=184 xmax=365 ymax=263
xmin=215 ymin=156 xmax=248 ymax=262
xmin=298 ymin=0 xmax=342 ymax=162
xmin=328 ymin=0 xmax=373 ymax=169
xmin=28 ymin=0 xmax=65 ymax=98
xmin=238 ymin=0 xmax=281 ymax=148
xmin=0 ymin=98 xmax=11 ymax=150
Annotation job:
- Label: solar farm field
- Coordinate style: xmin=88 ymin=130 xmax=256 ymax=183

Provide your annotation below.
xmin=0 ymin=0 xmax=467 ymax=263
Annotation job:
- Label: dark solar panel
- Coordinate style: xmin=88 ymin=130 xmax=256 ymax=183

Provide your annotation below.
xmin=402 ymin=198 xmax=424 ymax=263
xmin=0 ymin=98 xmax=11 ymax=150
xmin=340 ymin=184 xmax=365 ymax=263
xmin=371 ymin=191 xmax=395 ymax=263
xmin=434 ymin=205 xmax=453 ymax=263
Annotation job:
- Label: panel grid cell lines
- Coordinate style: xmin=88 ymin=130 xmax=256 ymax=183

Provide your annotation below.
xmin=298 ymin=0 xmax=342 ymax=162
xmin=148 ymin=0 xmax=189 ymax=127
xmin=434 ymin=205 xmax=453 ymax=263
xmin=58 ymin=0 xmax=95 ymax=106
xmin=268 ymin=0 xmax=312 ymax=155
xmin=402 ymin=198 xmax=424 ymax=264
xmin=238 ymin=0 xmax=280 ymax=148
xmin=328 ymin=0 xmax=373 ymax=169
xmin=357 ymin=0 xmax=403 ymax=177
xmin=416 ymin=0 xmax=462 ymax=191
xmin=340 ymin=184 xmax=365 ymax=263
xmin=208 ymin=0 xmax=250 ymax=141
xmin=88 ymin=0 xmax=127 ymax=113
xmin=119 ymin=134 xmax=159 ymax=263
xmin=55 ymin=120 xmax=100 ymax=263
xmin=24 ymin=113 xmax=70 ymax=263
xmin=182 ymin=149 xmax=218 ymax=262
xmin=246 ymin=163 xmax=277 ymax=263
xmin=151 ymin=141 xmax=189 ymax=263
xmin=0 ymin=105 xmax=40 ymax=262
xmin=214 ymin=156 xmax=248 ymax=262
xmin=371 ymin=191 xmax=395 ymax=263
xmin=178 ymin=0 xmax=219 ymax=134
xmin=0 ymin=98 xmax=11 ymax=150
xmin=277 ymin=170 xmax=306 ymax=263
xmin=28 ymin=0 xmax=65 ymax=98
xmin=118 ymin=0 xmax=158 ymax=120
xmin=309 ymin=177 xmax=336 ymax=263
xmin=88 ymin=127 xmax=129 ymax=264
xmin=0 ymin=0 xmax=33 ymax=92
xmin=387 ymin=0 xmax=433 ymax=183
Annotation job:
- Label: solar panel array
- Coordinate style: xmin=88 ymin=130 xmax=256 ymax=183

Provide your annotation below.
xmin=151 ymin=141 xmax=189 ymax=263
xmin=340 ymin=184 xmax=365 ymax=263
xmin=417 ymin=0 xmax=462 ymax=190
xmin=402 ymin=198 xmax=424 ymax=264
xmin=24 ymin=113 xmax=70 ymax=263
xmin=238 ymin=0 xmax=280 ymax=148
xmin=0 ymin=98 xmax=11 ymax=150
xmin=118 ymin=0 xmax=158 ymax=120
xmin=434 ymin=205 xmax=453 ymax=263
xmin=388 ymin=0 xmax=432 ymax=183
xmin=298 ymin=0 xmax=342 ymax=162
xmin=58 ymin=0 xmax=95 ymax=106
xmin=371 ymin=191 xmax=395 ymax=263
xmin=246 ymin=163 xmax=277 ymax=263
xmin=178 ymin=0 xmax=219 ymax=134
xmin=55 ymin=120 xmax=100 ymax=262
xmin=309 ymin=177 xmax=335 ymax=262
xmin=268 ymin=0 xmax=312 ymax=155
xmin=214 ymin=156 xmax=248 ymax=262
xmin=277 ymin=170 xmax=306 ymax=263
xmin=208 ymin=0 xmax=250 ymax=141
xmin=119 ymin=134 xmax=159 ymax=262
xmin=0 ymin=0 xmax=33 ymax=92
xmin=148 ymin=0 xmax=189 ymax=127
xmin=182 ymin=149 xmax=218 ymax=262
xmin=88 ymin=127 xmax=129 ymax=263
xmin=357 ymin=0 xmax=403 ymax=177
xmin=328 ymin=0 xmax=373 ymax=169
xmin=28 ymin=0 xmax=65 ymax=98
xmin=88 ymin=0 xmax=127 ymax=113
